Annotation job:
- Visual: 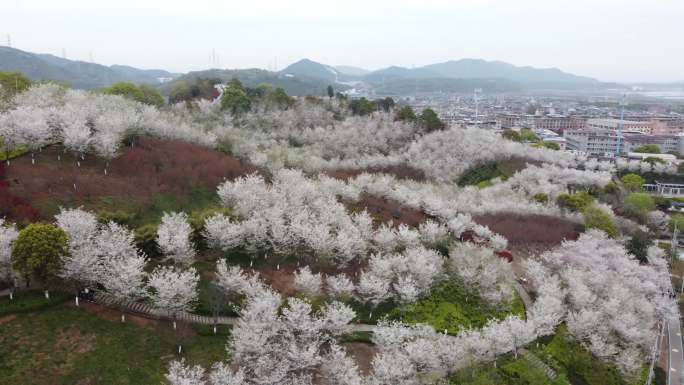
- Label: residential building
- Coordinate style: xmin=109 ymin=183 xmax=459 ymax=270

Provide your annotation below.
xmin=586 ymin=118 xmax=652 ymax=134
xmin=622 ymin=133 xmax=682 ymax=154
xmin=564 ymin=128 xmax=684 ymax=156
xmin=533 ymin=115 xmax=585 ymax=133
xmin=564 ymin=129 xmax=620 ymax=156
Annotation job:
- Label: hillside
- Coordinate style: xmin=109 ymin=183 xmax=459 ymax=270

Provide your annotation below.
xmin=159 ymin=67 xmax=346 ymax=97
xmin=280 ymin=58 xmax=339 ymax=82
xmin=334 ymin=65 xmax=370 ymax=77
xmin=422 ymin=58 xmax=599 ymax=85
xmin=0 ymin=46 xmax=177 ymax=89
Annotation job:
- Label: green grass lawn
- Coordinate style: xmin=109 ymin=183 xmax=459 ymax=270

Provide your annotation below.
xmin=0 ymin=141 xmax=28 ymax=161
xmin=449 ymin=325 xmax=656 ymax=385
xmin=529 ymin=325 xmax=653 ymax=385
xmin=448 ymin=355 xmax=570 ymax=385
xmin=0 ymin=290 xmax=72 ymax=316
xmin=388 ymin=281 xmax=525 ymax=334
xmin=0 ymin=305 xmax=229 ymax=385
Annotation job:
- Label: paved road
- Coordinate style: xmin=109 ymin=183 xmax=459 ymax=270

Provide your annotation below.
xmin=668 ymin=316 xmax=684 ymax=385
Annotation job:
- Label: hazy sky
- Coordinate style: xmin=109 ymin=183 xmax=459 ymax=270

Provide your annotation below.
xmin=3 ymin=0 xmax=683 ymax=82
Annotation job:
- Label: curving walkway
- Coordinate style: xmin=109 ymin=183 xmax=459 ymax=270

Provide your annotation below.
xmin=92 ymin=292 xmax=238 ymax=326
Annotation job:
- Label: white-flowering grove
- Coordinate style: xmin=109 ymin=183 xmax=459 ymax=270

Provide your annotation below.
xmin=1 ymin=84 xmax=679 ymax=384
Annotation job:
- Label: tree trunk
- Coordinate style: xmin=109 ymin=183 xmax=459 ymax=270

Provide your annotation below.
xmin=121 ymin=313 xmax=126 ymax=322
xmin=9 ymin=291 xmax=13 ymax=300
xmin=75 ymin=296 xmax=79 ymax=306
xmin=44 ymin=290 xmax=49 ymax=299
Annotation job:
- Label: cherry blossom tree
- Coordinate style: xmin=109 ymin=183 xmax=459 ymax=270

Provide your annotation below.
xmin=13 ymin=106 xmax=52 ymax=164
xmin=325 ymin=273 xmax=355 ymax=299
xmin=157 ymin=212 xmax=195 ymax=266
xmin=320 ymin=343 xmax=363 ymax=385
xmin=55 ymin=208 xmax=100 ymax=304
xmin=293 ymin=266 xmax=322 ymax=297
xmin=525 ymin=230 xmax=672 ymax=375
xmin=148 ymin=265 xmax=199 ymax=353
xmin=0 ymin=219 xmax=19 ymax=299
xmin=148 ymin=266 xmax=199 ymax=322
xmin=96 ymin=221 xmax=148 ymax=322
xmin=165 ymin=359 xmax=205 ymax=385
xmin=0 ymin=111 xmax=24 ymax=165
xmin=448 ymin=243 xmax=515 ymax=304
xmin=227 ymin=291 xmax=355 ymax=384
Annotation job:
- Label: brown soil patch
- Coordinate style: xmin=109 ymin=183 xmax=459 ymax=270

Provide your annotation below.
xmin=474 ymin=213 xmax=580 ymax=278
xmin=348 ymin=194 xmax=428 ymax=227
xmin=256 ymin=266 xmax=298 ymax=297
xmin=474 ymin=213 xmax=579 ymax=248
xmin=0 ymin=314 xmax=17 ymax=324
xmin=497 ymin=157 xmax=542 ymax=176
xmin=250 ymin=258 xmax=367 ymax=296
xmin=325 ymin=164 xmax=426 ymax=182
xmin=6 ymin=137 xmax=258 ymax=219
xmin=343 ymin=342 xmax=378 ymax=375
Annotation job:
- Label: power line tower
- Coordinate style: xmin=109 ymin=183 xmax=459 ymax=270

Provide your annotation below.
xmin=61 ymin=48 xmax=67 ymax=59
xmin=6 ymin=34 xmax=10 ymax=48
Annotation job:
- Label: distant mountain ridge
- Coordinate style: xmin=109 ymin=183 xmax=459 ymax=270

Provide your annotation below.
xmin=281 ymin=58 xmax=604 ymax=91
xmin=0 ymin=46 xmax=178 ymax=89
xmin=0 ymin=46 xmax=615 ymax=96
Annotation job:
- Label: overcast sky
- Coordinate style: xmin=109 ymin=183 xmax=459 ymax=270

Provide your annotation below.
xmin=3 ymin=0 xmax=683 ymax=82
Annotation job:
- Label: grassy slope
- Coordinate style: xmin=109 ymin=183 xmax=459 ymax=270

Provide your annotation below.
xmin=0 ymin=305 xmax=229 ymax=385
xmin=449 ymin=325 xmax=655 ymax=385
xmin=388 ymin=281 xmax=525 ymax=334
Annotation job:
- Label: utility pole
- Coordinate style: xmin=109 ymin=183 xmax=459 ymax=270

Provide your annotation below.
xmin=474 ymin=88 xmax=482 ymax=128
xmin=672 ymin=222 xmax=678 ymax=263
xmin=645 ymin=321 xmax=665 ymax=385
xmin=615 ymin=93 xmax=627 ymax=157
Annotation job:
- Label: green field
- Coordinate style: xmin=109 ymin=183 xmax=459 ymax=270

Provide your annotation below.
xmin=389 ymin=281 xmax=525 ymax=334
xmin=0 ymin=302 xmax=229 ymax=385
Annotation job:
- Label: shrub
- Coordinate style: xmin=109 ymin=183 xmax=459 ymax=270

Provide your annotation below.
xmin=519 ymin=128 xmax=539 ymax=142
xmin=135 ymin=223 xmax=159 ymax=257
xmin=582 ymin=205 xmax=618 ymax=238
xmin=533 ymin=193 xmax=549 ymax=204
xmin=670 ymin=214 xmax=684 ymax=232
xmin=557 ymin=192 xmax=594 ymax=212
xmin=12 ymin=223 xmax=68 ymax=286
xmin=622 ymin=193 xmax=655 ymax=220
xmin=97 ymin=210 xmax=136 ymax=227
xmin=419 ymin=108 xmax=446 ymax=132
xmin=502 ymin=129 xmax=521 ymax=142
xmin=395 ymin=106 xmax=417 ymax=122
xmin=603 ymin=181 xmax=619 ymax=195
xmin=633 ymin=144 xmax=660 ymax=154
xmin=620 ymin=173 xmax=645 ymax=191
xmin=626 ymin=229 xmax=651 ymax=263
